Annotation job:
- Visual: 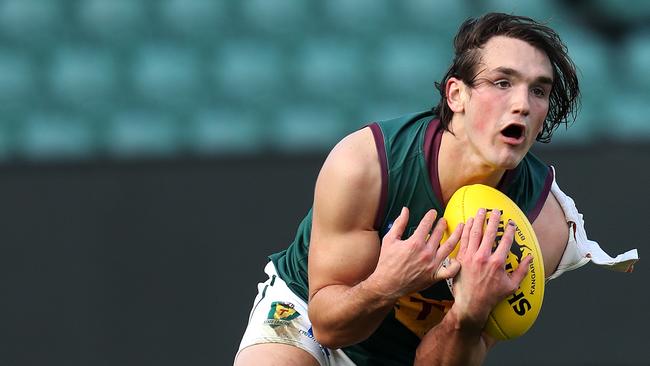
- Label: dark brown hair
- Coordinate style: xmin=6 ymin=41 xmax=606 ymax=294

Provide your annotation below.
xmin=432 ymin=13 xmax=580 ymax=143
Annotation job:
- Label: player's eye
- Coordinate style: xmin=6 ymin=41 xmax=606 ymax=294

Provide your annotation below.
xmin=494 ymin=80 xmax=511 ymax=89
xmin=531 ymin=87 xmax=546 ymax=98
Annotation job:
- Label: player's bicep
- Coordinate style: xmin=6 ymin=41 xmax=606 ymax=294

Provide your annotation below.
xmin=308 ymin=128 xmax=383 ymax=300
xmin=308 ymin=229 xmax=381 ymax=299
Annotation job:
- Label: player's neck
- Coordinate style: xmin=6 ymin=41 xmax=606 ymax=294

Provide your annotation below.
xmin=437 ymin=130 xmax=505 ymax=204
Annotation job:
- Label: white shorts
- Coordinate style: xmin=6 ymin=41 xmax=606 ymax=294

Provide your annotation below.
xmin=235 ymin=261 xmax=356 ymax=366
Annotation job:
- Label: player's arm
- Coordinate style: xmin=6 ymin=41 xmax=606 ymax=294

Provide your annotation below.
xmin=308 ymin=127 xmax=462 ymax=349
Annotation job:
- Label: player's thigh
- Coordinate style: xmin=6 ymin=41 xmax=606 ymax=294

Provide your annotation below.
xmin=235 ymin=343 xmax=319 ymax=366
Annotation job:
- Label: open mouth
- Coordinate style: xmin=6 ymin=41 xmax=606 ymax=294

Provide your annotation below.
xmin=501 ymin=124 xmax=525 ymax=140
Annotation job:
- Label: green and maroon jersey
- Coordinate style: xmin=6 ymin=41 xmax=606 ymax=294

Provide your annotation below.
xmin=270 ymin=110 xmax=553 ymax=365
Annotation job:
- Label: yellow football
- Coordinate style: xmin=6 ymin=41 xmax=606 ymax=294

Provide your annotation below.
xmin=443 ymin=184 xmax=545 ymax=340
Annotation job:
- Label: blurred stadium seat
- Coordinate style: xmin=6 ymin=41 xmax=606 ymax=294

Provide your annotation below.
xmin=604 ymin=28 xmax=650 ymax=141
xmin=605 ymin=91 xmax=650 ymax=141
xmin=0 ymin=116 xmax=21 ymax=160
xmin=591 ymin=0 xmax=650 ymax=23
xmin=401 ymin=0 xmax=472 ymax=34
xmin=77 ymin=0 xmax=148 ymax=43
xmin=322 ymin=0 xmax=390 ymax=33
xmin=189 ymin=108 xmax=265 ymax=154
xmin=621 ymin=29 xmax=650 ymax=94
xmin=552 ymin=25 xmax=613 ymax=143
xmin=239 ymin=0 xmax=310 ymax=35
xmin=0 ymin=0 xmax=62 ymax=45
xmin=293 ymin=38 xmax=366 ymax=100
xmin=130 ymin=43 xmax=202 ymax=108
xmin=478 ymin=0 xmax=564 ymax=21
xmin=373 ymin=34 xmax=450 ymax=96
xmin=359 ymin=99 xmax=434 ymax=126
xmin=20 ymin=113 xmax=96 ymax=160
xmin=214 ymin=40 xmax=285 ymax=101
xmin=158 ymin=0 xmax=228 ymax=39
xmin=270 ymin=104 xmax=350 ymax=152
xmin=49 ymin=46 xmax=118 ymax=107
xmin=0 ymin=51 xmax=36 ymax=105
xmin=105 ymin=110 xmax=182 ymax=158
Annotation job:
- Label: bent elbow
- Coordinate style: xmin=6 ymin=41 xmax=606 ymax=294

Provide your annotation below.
xmin=311 ymin=323 xmax=349 ymax=350
xmin=311 ymin=325 xmax=338 ymax=349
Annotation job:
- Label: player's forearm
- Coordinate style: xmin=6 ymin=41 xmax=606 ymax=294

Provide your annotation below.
xmin=414 ymin=308 xmax=489 ymax=366
xmin=309 ymin=279 xmax=397 ymax=349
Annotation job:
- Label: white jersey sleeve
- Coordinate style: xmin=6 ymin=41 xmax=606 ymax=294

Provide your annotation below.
xmin=546 ymin=167 xmax=639 ymax=281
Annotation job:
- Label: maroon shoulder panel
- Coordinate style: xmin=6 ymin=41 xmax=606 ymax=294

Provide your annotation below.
xmin=367 ymin=123 xmax=389 ymax=231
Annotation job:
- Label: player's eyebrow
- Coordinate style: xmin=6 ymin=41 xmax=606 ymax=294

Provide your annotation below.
xmin=492 ymin=66 xmax=553 ymax=85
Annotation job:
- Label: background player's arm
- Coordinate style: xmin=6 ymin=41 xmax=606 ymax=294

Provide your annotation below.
xmin=308 ymin=128 xmax=461 ymax=349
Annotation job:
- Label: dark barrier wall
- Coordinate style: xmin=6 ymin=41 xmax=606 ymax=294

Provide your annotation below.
xmin=0 ymin=144 xmax=648 ymax=366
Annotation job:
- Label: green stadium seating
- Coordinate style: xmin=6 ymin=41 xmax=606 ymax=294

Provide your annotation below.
xmin=322 ymin=0 xmax=391 ymax=33
xmin=189 ymin=108 xmax=265 ymax=154
xmin=591 ymin=0 xmax=650 ymax=23
xmin=0 ymin=51 xmax=36 ymax=105
xmin=401 ymin=0 xmax=472 ymax=34
xmin=77 ymin=0 xmax=148 ymax=43
xmin=239 ymin=0 xmax=310 ymax=35
xmin=478 ymin=0 xmax=564 ymax=21
xmin=105 ymin=110 xmax=182 ymax=158
xmin=49 ymin=46 xmax=118 ymax=107
xmin=0 ymin=0 xmax=62 ymax=45
xmin=605 ymin=91 xmax=650 ymax=141
xmin=131 ymin=43 xmax=202 ymax=109
xmin=554 ymin=25 xmax=612 ymax=143
xmin=0 ymin=0 xmax=646 ymax=161
xmin=215 ymin=40 xmax=285 ymax=101
xmin=293 ymin=38 xmax=365 ymax=100
xmin=270 ymin=104 xmax=349 ymax=152
xmin=373 ymin=34 xmax=450 ymax=96
xmin=159 ymin=0 xmax=227 ymax=36
xmin=621 ymin=30 xmax=650 ymax=94
xmin=21 ymin=113 xmax=96 ymax=160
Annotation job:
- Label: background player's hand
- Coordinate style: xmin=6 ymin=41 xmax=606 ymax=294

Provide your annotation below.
xmin=365 ymin=207 xmax=463 ymax=299
xmin=451 ymin=208 xmax=532 ymax=329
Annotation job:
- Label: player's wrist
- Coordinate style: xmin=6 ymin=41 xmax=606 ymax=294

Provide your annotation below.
xmin=445 ymin=306 xmax=488 ymax=336
xmin=359 ymin=274 xmax=401 ymax=304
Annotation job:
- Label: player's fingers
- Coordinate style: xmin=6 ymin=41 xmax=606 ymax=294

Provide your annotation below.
xmin=467 ymin=208 xmax=486 ymax=255
xmin=411 ymin=209 xmax=438 ymax=244
xmin=435 ymin=222 xmax=463 ymax=261
xmin=510 ymin=255 xmax=533 ymax=286
xmin=478 ymin=209 xmax=501 ymax=256
xmin=386 ymin=206 xmax=409 ymax=241
xmin=457 ymin=217 xmax=474 ymax=259
xmin=427 ymin=217 xmax=449 ymax=251
xmin=433 ymin=259 xmax=461 ymax=282
xmin=495 ymin=219 xmax=516 ymax=260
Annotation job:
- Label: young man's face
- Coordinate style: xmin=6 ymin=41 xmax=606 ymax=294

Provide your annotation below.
xmin=455 ymin=36 xmax=553 ymax=170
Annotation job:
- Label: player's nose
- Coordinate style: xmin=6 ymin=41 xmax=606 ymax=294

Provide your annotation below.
xmin=510 ymin=86 xmax=530 ymax=116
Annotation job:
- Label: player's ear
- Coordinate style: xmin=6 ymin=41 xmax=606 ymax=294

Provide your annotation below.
xmin=446 ymin=77 xmax=465 ymax=113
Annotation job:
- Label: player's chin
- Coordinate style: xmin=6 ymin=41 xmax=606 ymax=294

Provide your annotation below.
xmin=503 ymin=145 xmax=531 ymax=166
xmin=494 ymin=154 xmax=524 ymax=170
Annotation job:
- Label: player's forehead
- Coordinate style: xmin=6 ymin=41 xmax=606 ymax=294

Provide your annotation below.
xmin=477 ymin=35 xmax=553 ymax=81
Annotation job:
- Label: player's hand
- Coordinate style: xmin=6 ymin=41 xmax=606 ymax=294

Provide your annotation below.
xmin=451 ymin=208 xmax=532 ymax=330
xmin=365 ymin=207 xmax=463 ymax=300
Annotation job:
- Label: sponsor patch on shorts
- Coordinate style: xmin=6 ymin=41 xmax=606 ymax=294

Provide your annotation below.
xmin=266 ymin=301 xmax=300 ymax=328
